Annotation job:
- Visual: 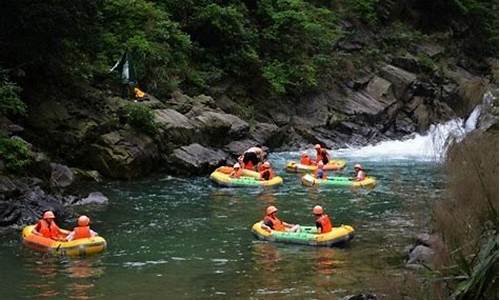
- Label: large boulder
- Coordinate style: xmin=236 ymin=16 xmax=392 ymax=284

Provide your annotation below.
xmin=406 ymin=245 xmax=435 ymax=266
xmin=85 ymin=130 xmax=160 ymax=179
xmin=365 ymin=76 xmax=396 ymax=105
xmin=380 ymin=64 xmax=417 ymax=99
xmin=193 ymin=111 xmax=249 ymax=145
xmin=50 ymin=163 xmax=74 ymax=189
xmin=167 ymin=143 xmax=229 ymax=176
xmin=71 ymin=192 xmax=109 ymax=206
xmin=250 ymin=122 xmax=280 ymax=146
xmin=224 ymin=139 xmax=258 ymax=157
xmin=154 ymin=109 xmax=195 ymax=147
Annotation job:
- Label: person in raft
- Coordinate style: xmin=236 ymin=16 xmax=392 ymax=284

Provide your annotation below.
xmin=314 ymin=144 xmax=330 ymax=165
xmin=242 ymin=146 xmax=266 ymax=170
xmin=353 ymin=164 xmax=366 ymax=181
xmin=315 ymin=161 xmax=327 ymax=179
xmin=312 ymin=205 xmax=332 ymax=234
xmin=66 ymin=215 xmax=98 ymax=241
xmin=230 ymin=163 xmax=244 ymax=178
xmin=261 ymin=206 xmax=300 ymax=233
xmin=259 ymin=161 xmax=274 ymax=181
xmin=299 ymin=151 xmax=314 ymax=165
xmin=32 ymin=210 xmax=68 ymax=240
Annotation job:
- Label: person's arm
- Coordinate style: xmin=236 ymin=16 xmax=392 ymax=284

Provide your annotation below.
xmin=261 ymin=220 xmax=273 ymax=233
xmin=66 ymin=231 xmax=75 ymax=242
xmin=90 ymin=229 xmax=98 ymax=237
xmin=32 ymin=223 xmax=42 ymax=236
xmin=315 ymin=221 xmax=323 ymax=233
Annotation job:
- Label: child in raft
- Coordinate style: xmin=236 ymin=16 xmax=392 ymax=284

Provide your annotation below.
xmin=230 ymin=163 xmax=243 ymax=178
xmin=66 ymin=215 xmax=98 ymax=241
xmin=259 ymin=161 xmax=274 ymax=181
xmin=300 ymin=151 xmax=314 ymax=165
xmin=353 ymin=164 xmax=366 ymax=181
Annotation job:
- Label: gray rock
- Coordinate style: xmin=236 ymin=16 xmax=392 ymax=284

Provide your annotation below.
xmin=168 ymin=143 xmax=229 ymax=175
xmin=407 ymin=245 xmax=435 ymax=265
xmin=380 ymin=64 xmax=417 ymax=99
xmin=250 ymin=122 xmax=280 ymax=145
xmin=342 ymin=294 xmax=379 ymax=300
xmin=71 ymin=168 xmax=103 ymax=183
xmin=391 ymin=54 xmax=421 ymax=73
xmin=50 ymin=163 xmax=74 ymax=188
xmin=224 ymin=139 xmax=258 ymax=157
xmin=75 ymin=192 xmax=109 ymax=205
xmin=194 ymin=111 xmax=249 ymax=144
xmin=416 ymin=43 xmax=444 ymax=58
xmin=86 ymin=130 xmax=160 ymax=179
xmin=154 ymin=109 xmax=195 ymax=146
xmin=365 ymin=76 xmax=396 ymax=105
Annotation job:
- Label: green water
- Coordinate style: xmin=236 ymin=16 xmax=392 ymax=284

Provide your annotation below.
xmin=0 ymin=153 xmax=445 ymax=299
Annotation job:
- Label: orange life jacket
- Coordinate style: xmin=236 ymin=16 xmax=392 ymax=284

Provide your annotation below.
xmin=300 ymin=156 xmax=313 ymax=165
xmin=37 ymin=219 xmax=60 ymax=239
xmin=73 ymin=226 xmax=91 ymax=240
xmin=316 ymin=214 xmax=332 ymax=233
xmin=264 ymin=215 xmax=285 ymax=231
xmin=258 ymin=164 xmax=266 ymax=172
xmin=260 ymin=169 xmax=274 ymax=180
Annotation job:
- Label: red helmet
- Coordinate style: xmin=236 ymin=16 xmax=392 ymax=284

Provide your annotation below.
xmin=266 ymin=206 xmax=278 ymax=215
xmin=43 ymin=211 xmax=55 ymax=219
xmin=313 ymin=205 xmax=324 ymax=215
xmin=78 ymin=215 xmax=90 ymax=226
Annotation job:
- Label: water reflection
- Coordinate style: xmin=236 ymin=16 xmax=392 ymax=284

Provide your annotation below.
xmin=23 ymin=253 xmax=104 ymax=299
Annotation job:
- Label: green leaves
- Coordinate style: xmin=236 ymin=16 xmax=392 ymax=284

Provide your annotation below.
xmin=122 ymin=103 xmax=157 ymax=136
xmin=0 ymin=136 xmax=32 ymax=173
xmin=0 ymin=72 xmax=25 ymax=117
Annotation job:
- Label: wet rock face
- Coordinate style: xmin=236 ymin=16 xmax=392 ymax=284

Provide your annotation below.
xmin=50 ymin=163 xmax=74 ymax=189
xmin=167 ymin=143 xmax=229 ymax=176
xmin=342 ymin=294 xmax=379 ymax=300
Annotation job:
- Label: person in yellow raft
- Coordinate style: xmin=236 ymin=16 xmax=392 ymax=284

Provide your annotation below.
xmin=32 ymin=210 xmax=69 ymax=240
xmin=312 ymin=205 xmax=332 ymax=234
xmin=66 ymin=215 xmax=98 ymax=241
xmin=261 ymin=206 xmax=300 ymax=233
xmin=353 ymin=164 xmax=367 ymax=181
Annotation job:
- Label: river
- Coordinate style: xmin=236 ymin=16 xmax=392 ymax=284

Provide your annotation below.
xmin=0 ymin=116 xmax=477 ymax=299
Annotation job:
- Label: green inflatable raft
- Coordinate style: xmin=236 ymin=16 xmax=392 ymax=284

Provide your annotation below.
xmin=301 ymin=173 xmax=377 ymax=188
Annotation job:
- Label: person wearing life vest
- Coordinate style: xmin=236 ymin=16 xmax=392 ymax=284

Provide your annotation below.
xmin=66 ymin=215 xmax=98 ymax=241
xmin=243 ymin=146 xmax=266 ymax=170
xmin=314 ymin=144 xmax=330 ymax=165
xmin=32 ymin=211 xmax=68 ymax=240
xmin=259 ymin=161 xmax=274 ymax=181
xmin=312 ymin=205 xmax=332 ymax=234
xmin=353 ymin=164 xmax=366 ymax=181
xmin=230 ymin=163 xmax=244 ymax=178
xmin=300 ymin=151 xmax=313 ymax=165
xmin=261 ymin=206 xmax=300 ymax=233
xmin=315 ymin=161 xmax=327 ymax=179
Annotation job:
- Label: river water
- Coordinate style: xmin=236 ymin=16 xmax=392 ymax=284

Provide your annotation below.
xmin=0 ymin=116 xmax=477 ymax=299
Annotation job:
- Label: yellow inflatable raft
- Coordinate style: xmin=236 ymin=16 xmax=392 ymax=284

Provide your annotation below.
xmin=286 ymin=160 xmax=346 ymax=173
xmin=210 ymin=166 xmax=283 ymax=187
xmin=251 ymin=222 xmax=354 ymax=247
xmin=301 ymin=173 xmax=377 ymax=189
xmin=22 ymin=225 xmax=107 ymax=256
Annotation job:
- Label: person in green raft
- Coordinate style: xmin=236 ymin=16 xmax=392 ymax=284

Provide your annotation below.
xmin=261 ymin=206 xmax=300 ymax=233
xmin=353 ymin=164 xmax=367 ymax=181
xmin=312 ymin=205 xmax=332 ymax=233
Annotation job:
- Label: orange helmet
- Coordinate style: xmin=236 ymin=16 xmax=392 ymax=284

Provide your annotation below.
xmin=314 ymin=144 xmax=321 ymax=150
xmin=43 ymin=211 xmax=55 ymax=219
xmin=262 ymin=161 xmax=271 ymax=168
xmin=313 ymin=205 xmax=324 ymax=215
xmin=78 ymin=215 xmax=90 ymax=226
xmin=233 ymin=163 xmax=241 ymax=169
xmin=354 ymin=164 xmax=363 ymax=170
xmin=266 ymin=205 xmax=278 ymax=215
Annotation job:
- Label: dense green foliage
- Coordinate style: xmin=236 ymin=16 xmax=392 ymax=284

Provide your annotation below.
xmin=0 ymin=136 xmax=32 ymax=173
xmin=0 ymin=0 xmax=497 ymax=99
xmin=122 ymin=103 xmax=157 ymax=135
xmin=0 ymin=71 xmax=25 ymax=117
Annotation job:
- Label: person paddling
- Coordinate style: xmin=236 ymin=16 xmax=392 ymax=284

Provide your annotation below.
xmin=32 ymin=211 xmax=68 ymax=240
xmin=66 ymin=215 xmax=98 ymax=241
xmin=353 ymin=164 xmax=366 ymax=181
xmin=243 ymin=146 xmax=265 ymax=170
xmin=312 ymin=205 xmax=332 ymax=234
xmin=261 ymin=206 xmax=300 ymax=233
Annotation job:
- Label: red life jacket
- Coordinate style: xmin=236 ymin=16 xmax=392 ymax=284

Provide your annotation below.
xmin=73 ymin=226 xmax=91 ymax=240
xmin=316 ymin=214 xmax=332 ymax=233
xmin=316 ymin=149 xmax=328 ymax=163
xmin=300 ymin=156 xmax=312 ymax=165
xmin=244 ymin=161 xmax=254 ymax=170
xmin=37 ymin=219 xmax=60 ymax=239
xmin=264 ymin=215 xmax=285 ymax=231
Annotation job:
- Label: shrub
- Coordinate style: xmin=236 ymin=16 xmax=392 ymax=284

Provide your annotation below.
xmin=0 ymin=72 xmax=25 ymax=117
xmin=0 ymin=136 xmax=32 ymax=173
xmin=123 ymin=103 xmax=157 ymax=135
